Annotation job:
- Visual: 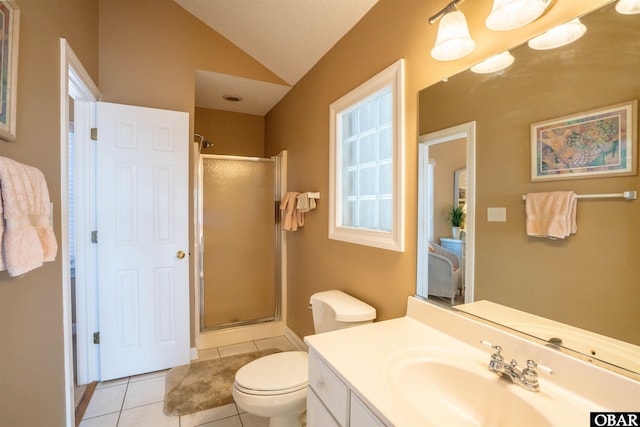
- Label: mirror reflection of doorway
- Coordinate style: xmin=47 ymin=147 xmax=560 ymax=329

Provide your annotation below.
xmin=430 ymin=141 xmax=466 ymax=243
xmin=417 ymin=122 xmax=476 ymax=305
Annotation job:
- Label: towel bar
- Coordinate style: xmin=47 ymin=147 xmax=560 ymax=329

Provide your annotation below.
xmin=522 ymin=191 xmax=637 ymax=201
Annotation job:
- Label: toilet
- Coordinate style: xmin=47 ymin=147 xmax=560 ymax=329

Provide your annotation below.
xmin=232 ymin=290 xmax=376 ymax=427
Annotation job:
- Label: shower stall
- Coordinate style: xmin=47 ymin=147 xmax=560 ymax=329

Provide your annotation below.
xmin=195 ymin=151 xmax=287 ymax=349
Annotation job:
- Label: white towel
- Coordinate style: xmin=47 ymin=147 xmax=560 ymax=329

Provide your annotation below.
xmin=296 ymin=192 xmax=317 ymax=213
xmin=0 ymin=157 xmax=58 ymax=276
xmin=525 ymin=191 xmax=577 ymax=239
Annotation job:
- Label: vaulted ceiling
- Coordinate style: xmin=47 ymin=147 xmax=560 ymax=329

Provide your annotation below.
xmin=175 ymin=0 xmax=378 ymax=115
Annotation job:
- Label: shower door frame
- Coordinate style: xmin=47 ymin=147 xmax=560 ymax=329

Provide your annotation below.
xmin=194 ymin=151 xmax=288 ymax=349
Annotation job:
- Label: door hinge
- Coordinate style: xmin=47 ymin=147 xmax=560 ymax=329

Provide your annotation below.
xmin=90 ymin=127 xmax=98 ymax=141
xmin=91 ymin=230 xmax=98 ymax=243
xmin=93 ymin=332 xmax=100 ymax=344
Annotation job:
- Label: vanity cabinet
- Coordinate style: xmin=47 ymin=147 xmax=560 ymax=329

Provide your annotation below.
xmin=308 ymin=350 xmax=386 ymax=427
xmin=307 ymin=388 xmax=340 ymax=427
xmin=349 ymin=392 xmax=386 ymax=427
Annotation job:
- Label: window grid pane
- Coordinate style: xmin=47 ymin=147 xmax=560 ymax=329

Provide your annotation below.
xmin=339 ymin=85 xmax=393 ymax=231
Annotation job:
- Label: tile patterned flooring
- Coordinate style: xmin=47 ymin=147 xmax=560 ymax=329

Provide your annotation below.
xmin=80 ymin=336 xmax=298 ymax=427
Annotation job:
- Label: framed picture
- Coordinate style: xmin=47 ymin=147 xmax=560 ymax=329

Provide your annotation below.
xmin=0 ymin=1 xmax=19 ymax=142
xmin=530 ymin=100 xmax=638 ymax=182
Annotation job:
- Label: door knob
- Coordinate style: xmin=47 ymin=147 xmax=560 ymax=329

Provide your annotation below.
xmin=176 ymin=250 xmax=186 ymax=259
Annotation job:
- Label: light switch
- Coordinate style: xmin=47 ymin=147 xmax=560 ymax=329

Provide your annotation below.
xmin=487 ymin=207 xmax=507 ymax=222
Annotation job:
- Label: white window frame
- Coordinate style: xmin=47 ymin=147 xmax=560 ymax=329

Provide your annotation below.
xmin=329 ymin=59 xmax=405 ymax=252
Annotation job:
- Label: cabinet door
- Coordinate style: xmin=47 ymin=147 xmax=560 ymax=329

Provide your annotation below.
xmin=350 ymin=392 xmax=386 ymax=427
xmin=309 ymin=351 xmax=348 ymax=425
xmin=308 ymin=388 xmax=341 ymax=427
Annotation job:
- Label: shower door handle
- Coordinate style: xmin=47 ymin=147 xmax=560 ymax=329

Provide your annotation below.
xmin=176 ymin=250 xmax=186 ymax=260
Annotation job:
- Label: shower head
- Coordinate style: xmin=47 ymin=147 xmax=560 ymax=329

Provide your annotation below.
xmin=194 ymin=133 xmax=213 ymax=151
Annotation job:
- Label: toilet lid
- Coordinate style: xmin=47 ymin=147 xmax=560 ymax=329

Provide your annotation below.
xmin=235 ymin=351 xmax=308 ymax=394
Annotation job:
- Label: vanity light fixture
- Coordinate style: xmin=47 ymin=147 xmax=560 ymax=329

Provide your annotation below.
xmin=470 ymin=51 xmax=514 ymax=73
xmin=527 ymin=18 xmax=586 ymax=50
xmin=485 ymin=0 xmax=552 ymax=31
xmin=615 ymin=0 xmax=640 ymax=14
xmin=429 ymin=0 xmax=476 ymax=61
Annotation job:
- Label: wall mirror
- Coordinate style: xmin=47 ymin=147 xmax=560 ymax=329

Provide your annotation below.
xmin=417 ymin=0 xmax=640 ymax=376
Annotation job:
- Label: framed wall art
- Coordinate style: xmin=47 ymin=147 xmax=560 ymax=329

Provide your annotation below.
xmin=530 ymin=100 xmax=638 ymax=182
xmin=0 ymin=1 xmax=19 ymax=142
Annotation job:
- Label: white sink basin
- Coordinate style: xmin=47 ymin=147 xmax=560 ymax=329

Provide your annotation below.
xmin=385 ymin=347 xmax=583 ymax=427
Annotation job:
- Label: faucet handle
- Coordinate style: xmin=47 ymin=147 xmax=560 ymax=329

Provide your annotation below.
xmin=484 ymin=342 xmax=505 ymax=368
xmin=480 ymin=340 xmax=502 ymax=353
xmin=480 ymin=340 xmax=504 ymax=360
xmin=522 ymin=360 xmax=554 ymax=383
xmin=521 ymin=360 xmax=540 ymax=391
xmin=480 ymin=340 xmax=494 ymax=348
xmin=527 ymin=360 xmax=554 ymax=375
xmin=523 ymin=360 xmax=538 ymax=375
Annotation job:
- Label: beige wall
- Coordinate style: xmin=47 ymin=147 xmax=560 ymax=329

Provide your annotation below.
xmin=99 ymin=0 xmax=283 ymax=345
xmin=265 ymin=0 xmax=609 ymax=339
xmin=0 ymin=1 xmax=99 ymax=425
xmin=419 ymin=3 xmax=640 ymax=345
xmin=0 ymin=0 xmax=613 ymax=423
xmin=195 ymin=107 xmax=265 ymax=157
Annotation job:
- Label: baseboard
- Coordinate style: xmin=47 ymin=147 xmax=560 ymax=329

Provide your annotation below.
xmin=74 ymin=381 xmax=97 ymax=427
xmin=285 ymin=327 xmax=308 ymax=351
xmin=196 ymin=321 xmax=286 ymax=349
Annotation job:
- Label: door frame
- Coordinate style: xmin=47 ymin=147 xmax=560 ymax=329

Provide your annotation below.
xmin=417 ymin=121 xmax=476 ymax=304
xmin=60 ymin=38 xmax=101 ymax=426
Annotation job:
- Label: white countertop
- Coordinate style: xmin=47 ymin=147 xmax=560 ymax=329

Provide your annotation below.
xmin=304 ymin=297 xmax=640 ymax=426
xmin=306 ymin=316 xmax=467 ymax=426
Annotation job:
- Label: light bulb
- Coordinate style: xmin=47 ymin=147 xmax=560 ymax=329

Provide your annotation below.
xmin=527 ymin=18 xmax=587 ymax=50
xmin=431 ymin=11 xmax=476 ymax=61
xmin=471 ymin=51 xmax=515 ymax=73
xmin=486 ymin=0 xmax=549 ymax=31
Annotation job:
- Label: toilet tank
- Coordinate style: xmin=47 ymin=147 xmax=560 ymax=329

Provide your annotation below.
xmin=309 ymin=290 xmax=376 ymax=334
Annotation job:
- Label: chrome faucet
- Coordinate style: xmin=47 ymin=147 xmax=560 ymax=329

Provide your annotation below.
xmin=482 ymin=341 xmax=553 ymax=392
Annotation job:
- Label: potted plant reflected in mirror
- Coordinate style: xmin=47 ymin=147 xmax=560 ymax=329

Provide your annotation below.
xmin=448 ymin=206 xmax=465 ymax=239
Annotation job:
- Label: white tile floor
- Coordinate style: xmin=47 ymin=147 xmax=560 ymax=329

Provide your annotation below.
xmin=80 ymin=336 xmax=298 ymax=427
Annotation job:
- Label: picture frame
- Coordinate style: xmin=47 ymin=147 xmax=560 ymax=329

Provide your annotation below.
xmin=0 ymin=1 xmax=19 ymax=142
xmin=530 ymin=100 xmax=638 ymax=182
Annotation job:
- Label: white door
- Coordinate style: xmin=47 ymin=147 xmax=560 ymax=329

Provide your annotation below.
xmin=96 ymin=102 xmax=190 ymax=381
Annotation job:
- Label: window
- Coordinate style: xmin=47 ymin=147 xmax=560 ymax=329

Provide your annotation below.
xmin=329 ymin=59 xmax=404 ymax=251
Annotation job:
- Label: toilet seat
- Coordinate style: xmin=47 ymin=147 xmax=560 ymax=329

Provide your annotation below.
xmin=234 ymin=351 xmax=308 ymax=396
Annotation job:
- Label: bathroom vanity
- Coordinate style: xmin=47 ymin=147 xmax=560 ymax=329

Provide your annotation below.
xmin=304 ymin=297 xmax=640 ymax=426
xmin=307 ymin=350 xmax=385 ymax=426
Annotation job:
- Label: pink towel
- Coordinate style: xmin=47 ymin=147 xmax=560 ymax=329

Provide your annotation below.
xmin=0 ymin=157 xmax=58 ymax=276
xmin=525 ymin=191 xmax=577 ymax=239
xmin=0 ymin=189 xmax=4 ymax=272
xmin=280 ymin=191 xmax=304 ymax=231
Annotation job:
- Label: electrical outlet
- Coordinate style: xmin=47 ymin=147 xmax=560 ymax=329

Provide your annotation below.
xmin=487 ymin=207 xmax=507 ymax=222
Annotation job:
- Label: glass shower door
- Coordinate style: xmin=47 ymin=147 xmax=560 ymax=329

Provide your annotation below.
xmin=199 ymin=155 xmax=279 ymax=330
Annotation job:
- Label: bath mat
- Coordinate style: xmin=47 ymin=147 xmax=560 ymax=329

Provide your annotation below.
xmin=163 ymin=348 xmax=281 ymax=416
